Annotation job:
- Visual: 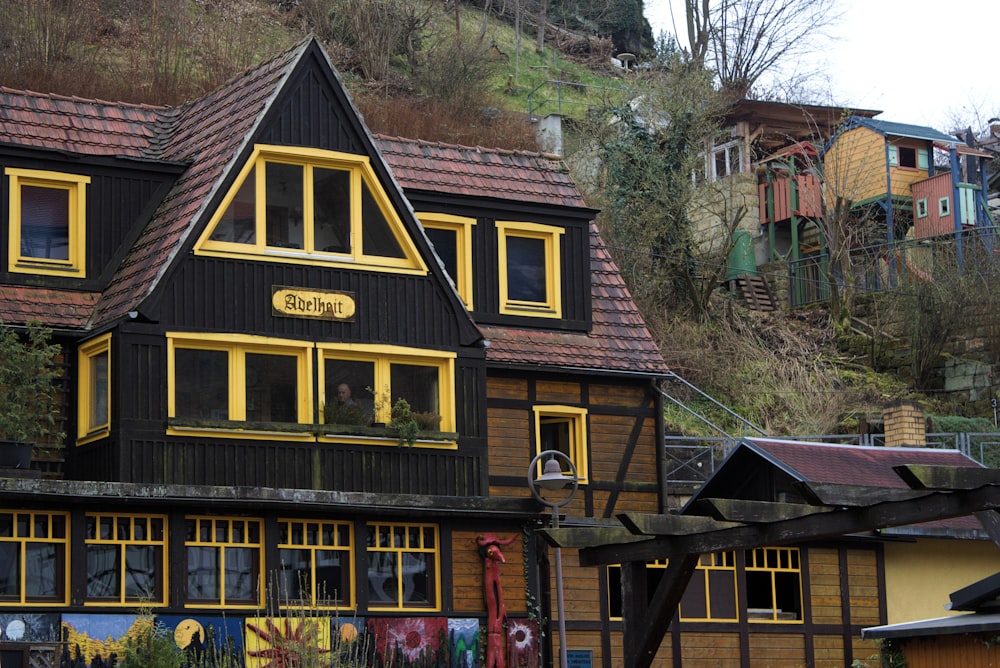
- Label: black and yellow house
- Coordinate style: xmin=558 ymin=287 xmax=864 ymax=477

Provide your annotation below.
xmin=0 ymin=37 xmax=669 ymax=667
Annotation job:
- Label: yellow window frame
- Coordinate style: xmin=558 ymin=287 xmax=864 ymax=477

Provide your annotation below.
xmin=0 ymin=510 xmax=70 ymax=606
xmin=417 ymin=212 xmax=476 ymax=309
xmin=277 ymin=519 xmax=354 ymax=610
xmin=196 ymin=145 xmax=427 ymax=274
xmin=166 ymin=333 xmax=314 ymax=440
xmin=84 ymin=513 xmax=168 ymax=606
xmin=184 ymin=516 xmax=263 ymax=609
xmin=497 ymin=221 xmax=563 ymax=318
xmin=318 ymin=342 xmax=457 ymax=445
xmin=6 ymin=168 xmax=89 ymax=277
xmin=77 ymin=333 xmax=111 ymax=445
xmin=533 ymin=405 xmax=588 ymax=485
xmin=679 ymin=551 xmax=739 ymax=622
xmin=366 ymin=522 xmax=441 ymax=611
xmin=745 ymin=546 xmax=802 ymax=623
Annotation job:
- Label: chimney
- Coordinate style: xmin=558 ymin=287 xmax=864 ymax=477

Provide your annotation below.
xmin=536 ymin=114 xmax=563 ymax=157
xmin=882 ymin=400 xmax=926 ymax=447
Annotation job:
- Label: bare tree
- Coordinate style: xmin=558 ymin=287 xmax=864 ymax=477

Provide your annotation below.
xmin=681 ymin=0 xmax=839 ymax=98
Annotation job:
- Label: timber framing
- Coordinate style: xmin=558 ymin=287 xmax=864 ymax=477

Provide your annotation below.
xmin=540 ymin=465 xmax=1000 ymax=668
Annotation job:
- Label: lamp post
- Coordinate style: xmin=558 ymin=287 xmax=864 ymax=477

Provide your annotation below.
xmin=528 ymin=450 xmax=579 ymax=668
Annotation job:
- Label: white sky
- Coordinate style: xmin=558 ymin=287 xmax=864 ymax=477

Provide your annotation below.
xmin=644 ymin=0 xmax=1000 ymax=133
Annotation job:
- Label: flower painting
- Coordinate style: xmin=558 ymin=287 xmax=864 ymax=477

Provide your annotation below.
xmin=369 ymin=617 xmax=448 ymax=666
xmin=506 ymin=618 xmax=539 ymax=668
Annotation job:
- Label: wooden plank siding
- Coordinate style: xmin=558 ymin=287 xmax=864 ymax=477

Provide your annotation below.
xmin=824 ymin=126 xmax=892 ymax=204
xmin=894 ymin=635 xmax=1000 ymax=668
xmin=747 ymin=632 xmax=805 ymax=666
xmin=808 ymin=548 xmax=844 ymax=624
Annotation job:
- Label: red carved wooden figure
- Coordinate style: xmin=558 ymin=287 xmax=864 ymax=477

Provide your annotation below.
xmin=478 ymin=533 xmax=519 ymax=668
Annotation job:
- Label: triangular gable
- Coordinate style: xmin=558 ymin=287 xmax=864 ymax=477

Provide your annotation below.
xmin=193 ymin=143 xmax=428 ymax=273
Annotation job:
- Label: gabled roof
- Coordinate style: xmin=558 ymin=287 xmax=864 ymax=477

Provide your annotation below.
xmin=688 ymin=438 xmax=986 ymax=537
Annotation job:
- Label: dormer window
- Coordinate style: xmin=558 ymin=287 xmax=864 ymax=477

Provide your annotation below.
xmin=6 ymin=168 xmax=89 ymax=277
xmin=418 ymin=213 xmax=476 ymax=308
xmin=497 ymin=221 xmax=563 ymax=318
xmin=197 ymin=145 xmax=426 ymax=274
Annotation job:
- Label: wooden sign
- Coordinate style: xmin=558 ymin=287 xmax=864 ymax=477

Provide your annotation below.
xmin=271 ymin=286 xmax=356 ymax=321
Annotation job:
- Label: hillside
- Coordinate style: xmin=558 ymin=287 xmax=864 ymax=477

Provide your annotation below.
xmin=0 ymin=0 xmax=979 ymax=439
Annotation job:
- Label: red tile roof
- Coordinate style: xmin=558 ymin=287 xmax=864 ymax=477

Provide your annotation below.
xmin=0 ymin=286 xmax=100 ymax=328
xmin=375 ymin=135 xmax=588 ymax=208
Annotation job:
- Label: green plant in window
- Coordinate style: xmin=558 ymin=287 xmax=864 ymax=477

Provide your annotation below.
xmin=0 ymin=321 xmax=64 ymax=453
xmin=390 ymin=397 xmax=420 ymax=446
xmin=324 ymin=399 xmax=369 ymax=427
xmin=411 ymin=410 xmax=441 ymax=432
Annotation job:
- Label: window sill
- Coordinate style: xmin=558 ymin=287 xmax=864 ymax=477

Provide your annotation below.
xmin=320 ymin=426 xmax=459 ymax=449
xmin=167 ymin=419 xmax=317 ymax=441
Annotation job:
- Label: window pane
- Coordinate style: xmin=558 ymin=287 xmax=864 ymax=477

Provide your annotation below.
xmin=21 ymin=185 xmax=69 ymax=260
xmin=425 ymin=228 xmax=458 ymax=283
xmin=278 ymin=547 xmax=311 ymax=603
xmin=506 ymin=236 xmax=546 ymax=302
xmin=25 ymin=543 xmax=60 ymax=597
xmin=361 ymin=181 xmax=405 ymax=258
xmin=86 ymin=544 xmax=120 ymax=598
xmin=403 ymin=552 xmax=430 ymax=604
xmin=124 ymin=545 xmax=159 ymax=599
xmin=175 ymin=349 xmax=229 ymax=419
xmin=324 ymin=359 xmax=375 ymax=425
xmin=540 ymin=418 xmax=571 ymax=458
xmin=187 ymin=546 xmax=220 ymax=601
xmin=224 ymin=546 xmax=257 ymax=602
xmin=211 ymin=167 xmax=257 ymax=244
xmin=368 ymin=551 xmax=397 ymax=604
xmin=265 ymin=162 xmax=304 ymax=249
xmin=313 ymin=167 xmax=351 ymax=253
xmin=316 ymin=550 xmax=347 ymax=603
xmin=0 ymin=543 xmax=20 ymax=596
xmin=89 ymin=349 xmax=109 ymax=430
xmin=389 ymin=363 xmax=438 ymax=415
xmin=245 ymin=353 xmax=298 ymax=423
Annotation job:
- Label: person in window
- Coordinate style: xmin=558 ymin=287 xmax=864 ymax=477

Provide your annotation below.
xmin=336 ymin=383 xmax=355 ymax=405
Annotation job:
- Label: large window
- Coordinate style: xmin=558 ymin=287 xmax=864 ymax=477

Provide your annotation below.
xmin=197 ymin=145 xmax=425 ymax=273
xmin=167 ymin=333 xmax=312 ymax=433
xmin=278 ymin=519 xmax=354 ymax=609
xmin=6 ymin=168 xmax=89 ymax=276
xmin=533 ymin=405 xmax=588 ymax=485
xmin=607 ymin=552 xmax=737 ymax=622
xmin=366 ymin=523 xmax=439 ymax=611
xmin=78 ymin=334 xmax=111 ymax=443
xmin=418 ymin=213 xmax=476 ymax=308
xmin=319 ymin=344 xmax=456 ymax=437
xmin=0 ymin=511 xmax=69 ymax=606
xmin=497 ymin=221 xmax=563 ymax=318
xmin=745 ymin=547 xmax=802 ymax=622
xmin=85 ymin=513 xmax=166 ymax=605
xmin=185 ymin=516 xmax=262 ymax=608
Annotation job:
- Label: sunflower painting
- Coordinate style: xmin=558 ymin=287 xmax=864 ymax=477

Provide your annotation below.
xmin=244 ymin=616 xmax=332 ymax=668
xmin=369 ymin=616 xmax=448 ymax=666
xmin=506 ymin=618 xmax=539 ymax=668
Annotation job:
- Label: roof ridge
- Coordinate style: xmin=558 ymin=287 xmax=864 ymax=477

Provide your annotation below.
xmin=0 ymin=85 xmax=169 ymax=111
xmin=373 ymin=133 xmax=562 ymax=161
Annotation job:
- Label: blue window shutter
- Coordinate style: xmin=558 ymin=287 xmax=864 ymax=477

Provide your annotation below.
xmin=888 ymin=146 xmax=898 ymax=166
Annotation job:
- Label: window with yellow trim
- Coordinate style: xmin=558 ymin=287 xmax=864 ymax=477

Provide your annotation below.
xmin=745 ymin=547 xmax=802 ymax=622
xmin=533 ymin=405 xmax=588 ymax=485
xmin=0 ymin=510 xmax=69 ymax=605
xmin=679 ymin=551 xmax=738 ymax=621
xmin=320 ymin=344 xmax=456 ymax=437
xmin=85 ymin=513 xmax=166 ymax=605
xmin=418 ymin=213 xmax=476 ymax=308
xmin=78 ymin=333 xmax=111 ymax=443
xmin=277 ymin=519 xmax=353 ymax=609
xmin=184 ymin=516 xmax=262 ymax=608
xmin=6 ymin=168 xmax=89 ymax=276
xmin=197 ymin=145 xmax=426 ymax=273
xmin=167 ymin=334 xmax=312 ymax=430
xmin=497 ymin=221 xmax=563 ymax=318
xmin=366 ymin=523 xmax=439 ymax=610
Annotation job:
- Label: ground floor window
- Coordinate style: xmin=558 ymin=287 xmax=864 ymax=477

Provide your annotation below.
xmin=0 ymin=511 xmax=68 ymax=605
xmin=85 ymin=513 xmax=166 ymax=605
xmin=745 ymin=547 xmax=802 ymax=622
xmin=366 ymin=523 xmax=440 ymax=611
xmin=185 ymin=516 xmax=263 ymax=608
xmin=278 ymin=519 xmax=354 ymax=609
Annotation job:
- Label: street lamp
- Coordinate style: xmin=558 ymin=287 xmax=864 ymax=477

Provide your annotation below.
xmin=528 ymin=450 xmax=579 ymax=668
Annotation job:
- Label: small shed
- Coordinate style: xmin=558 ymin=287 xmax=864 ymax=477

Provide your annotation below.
xmin=863 ymin=572 xmax=1000 ymax=667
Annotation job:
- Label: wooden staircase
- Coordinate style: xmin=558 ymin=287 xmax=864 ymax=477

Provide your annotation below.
xmin=731 ymin=274 xmax=779 ymax=311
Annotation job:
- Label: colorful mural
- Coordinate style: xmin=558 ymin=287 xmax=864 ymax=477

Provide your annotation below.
xmin=61 ymin=613 xmax=143 ymax=665
xmin=244 ymin=616 xmax=332 ymax=668
xmin=159 ymin=614 xmax=244 ymax=665
xmin=369 ymin=616 xmax=449 ymax=665
xmin=0 ymin=613 xmax=60 ymax=642
xmin=448 ymin=618 xmax=480 ymax=668
xmin=506 ymin=618 xmax=538 ymax=668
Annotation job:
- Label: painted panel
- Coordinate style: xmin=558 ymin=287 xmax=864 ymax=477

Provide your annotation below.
xmin=368 ymin=617 xmax=449 ymax=665
xmin=824 ymin=127 xmax=888 ymax=204
xmin=0 ymin=614 xmax=60 ymax=643
xmin=61 ymin=614 xmax=138 ymax=665
xmin=244 ymin=616 xmax=332 ymax=667
xmin=158 ymin=615 xmax=244 ymax=664
xmin=450 ymin=618 xmax=481 ymax=668
xmin=912 ymin=173 xmax=954 ymax=237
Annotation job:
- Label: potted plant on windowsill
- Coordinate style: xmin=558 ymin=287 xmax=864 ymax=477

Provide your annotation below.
xmin=0 ymin=321 xmax=64 ymax=470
